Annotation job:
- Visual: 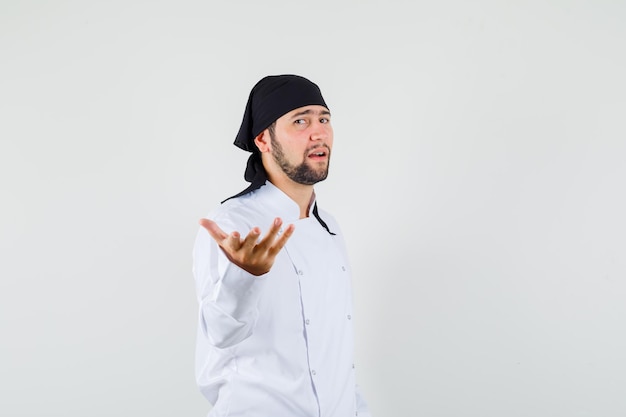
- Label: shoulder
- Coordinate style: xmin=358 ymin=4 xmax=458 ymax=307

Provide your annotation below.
xmin=206 ymin=193 xmax=263 ymax=233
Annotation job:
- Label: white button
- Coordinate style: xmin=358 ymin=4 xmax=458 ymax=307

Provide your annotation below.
xmin=298 ymin=270 xmax=304 ymax=275
xmin=341 ymin=266 xmax=346 ymax=271
xmin=305 ymin=319 xmax=310 ymax=325
xmin=311 ymin=370 xmax=316 ymax=375
xmin=347 ymin=314 xmax=352 ymax=320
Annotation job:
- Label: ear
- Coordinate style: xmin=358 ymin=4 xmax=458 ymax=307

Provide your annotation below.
xmin=254 ymin=130 xmax=271 ymax=153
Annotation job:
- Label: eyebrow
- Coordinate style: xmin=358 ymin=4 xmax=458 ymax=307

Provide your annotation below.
xmin=290 ymin=109 xmax=331 ymax=119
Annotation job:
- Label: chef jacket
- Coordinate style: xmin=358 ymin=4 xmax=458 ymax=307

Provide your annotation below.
xmin=193 ymin=181 xmax=371 ymax=417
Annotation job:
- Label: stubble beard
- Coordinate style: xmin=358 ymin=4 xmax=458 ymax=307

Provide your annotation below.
xmin=269 ymin=133 xmax=330 ymax=185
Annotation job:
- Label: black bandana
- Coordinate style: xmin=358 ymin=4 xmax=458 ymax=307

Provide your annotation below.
xmin=234 ymin=74 xmax=328 ymax=153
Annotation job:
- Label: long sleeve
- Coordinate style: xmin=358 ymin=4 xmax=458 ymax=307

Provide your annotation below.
xmin=192 ymin=221 xmax=268 ymax=349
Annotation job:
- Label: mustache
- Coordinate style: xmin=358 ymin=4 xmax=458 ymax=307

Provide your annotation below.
xmin=306 ymin=144 xmax=331 ymax=154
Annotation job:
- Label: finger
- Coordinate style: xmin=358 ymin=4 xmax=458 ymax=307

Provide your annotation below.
xmin=199 ymin=218 xmax=229 ymax=242
xmin=257 ymin=217 xmax=283 ymax=249
xmin=240 ymin=227 xmax=261 ymax=251
xmin=223 ymin=231 xmax=243 ymax=251
xmin=268 ymin=223 xmax=295 ymax=256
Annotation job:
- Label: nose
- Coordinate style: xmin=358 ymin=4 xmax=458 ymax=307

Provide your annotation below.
xmin=310 ymin=120 xmax=330 ymax=141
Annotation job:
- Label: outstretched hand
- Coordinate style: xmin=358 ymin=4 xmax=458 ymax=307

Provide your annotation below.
xmin=199 ymin=217 xmax=295 ymax=276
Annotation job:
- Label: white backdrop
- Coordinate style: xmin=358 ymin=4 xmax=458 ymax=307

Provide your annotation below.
xmin=1 ymin=1 xmax=625 ymax=416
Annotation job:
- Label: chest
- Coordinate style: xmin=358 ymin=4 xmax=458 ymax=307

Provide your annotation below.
xmin=257 ymin=219 xmax=353 ymax=328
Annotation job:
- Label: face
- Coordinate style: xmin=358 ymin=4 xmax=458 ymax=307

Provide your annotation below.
xmin=268 ymin=105 xmax=333 ymax=185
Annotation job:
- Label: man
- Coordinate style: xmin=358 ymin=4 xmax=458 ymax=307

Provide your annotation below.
xmin=193 ymin=74 xmax=371 ymax=417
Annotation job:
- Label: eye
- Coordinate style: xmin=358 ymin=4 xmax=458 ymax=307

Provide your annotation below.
xmin=320 ymin=117 xmax=330 ymax=124
xmin=294 ymin=119 xmax=307 ymax=125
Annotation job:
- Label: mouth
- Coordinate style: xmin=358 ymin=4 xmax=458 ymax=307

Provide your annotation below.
xmin=307 ymin=146 xmax=330 ymax=160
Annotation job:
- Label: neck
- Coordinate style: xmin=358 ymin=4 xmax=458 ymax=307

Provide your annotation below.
xmin=267 ymin=174 xmax=315 ymax=219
